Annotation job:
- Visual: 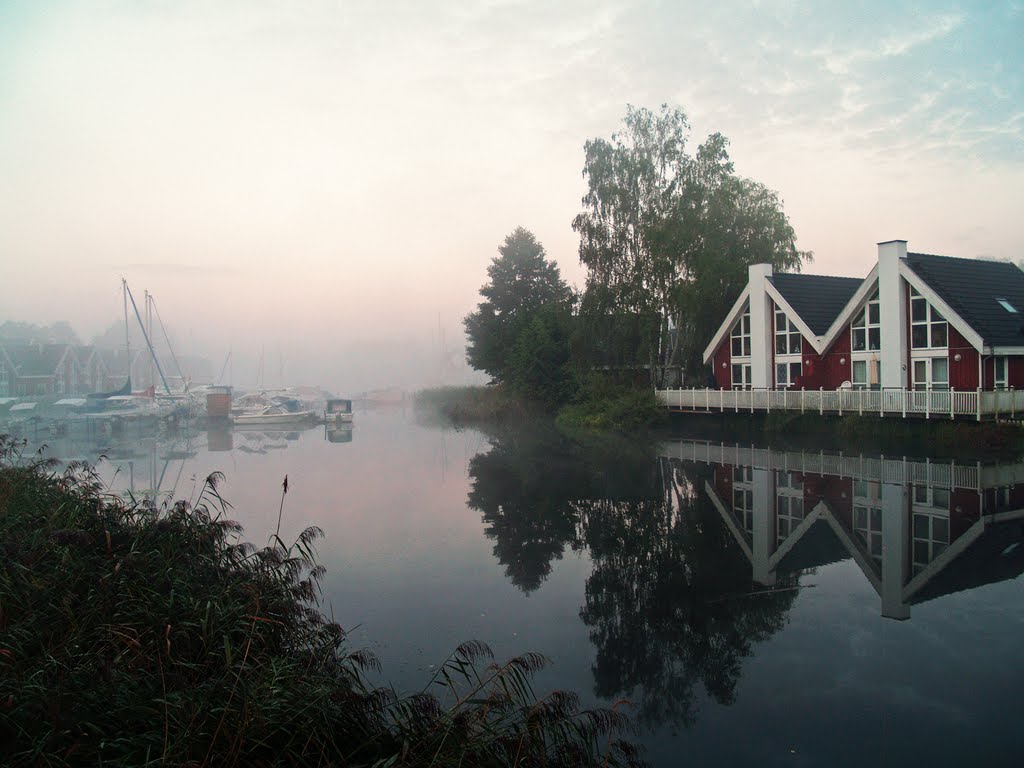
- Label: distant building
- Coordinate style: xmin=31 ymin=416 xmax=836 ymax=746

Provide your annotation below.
xmin=0 ymin=343 xmax=80 ymax=396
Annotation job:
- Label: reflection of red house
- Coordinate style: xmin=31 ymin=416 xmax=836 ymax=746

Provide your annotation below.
xmin=695 ymin=443 xmax=1024 ymax=620
xmin=704 ymin=241 xmax=1024 ymax=392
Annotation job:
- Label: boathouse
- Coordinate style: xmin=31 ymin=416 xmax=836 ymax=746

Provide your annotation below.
xmin=658 ymin=241 xmax=1024 ymax=419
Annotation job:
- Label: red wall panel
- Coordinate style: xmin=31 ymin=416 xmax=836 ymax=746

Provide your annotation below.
xmin=714 ymin=340 xmax=731 ymax=389
xmin=947 ymin=326 xmax=979 ymax=390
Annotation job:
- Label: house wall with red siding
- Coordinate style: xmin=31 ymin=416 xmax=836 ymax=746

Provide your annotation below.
xmin=949 ymin=489 xmax=981 ymax=541
xmin=713 ymin=340 xmax=731 ymax=389
xmin=984 ymin=356 xmax=1024 ymax=389
xmin=823 ymin=329 xmax=852 ymax=389
xmin=947 ymin=326 xmax=979 ymax=391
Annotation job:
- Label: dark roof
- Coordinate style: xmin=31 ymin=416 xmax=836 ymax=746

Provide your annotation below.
xmin=910 ymin=519 xmax=1024 ymax=605
xmin=1 ymin=344 xmax=68 ymax=377
xmin=775 ymin=519 xmax=850 ymax=572
xmin=906 ymin=253 xmax=1024 ymax=348
xmin=769 ymin=273 xmax=863 ymax=336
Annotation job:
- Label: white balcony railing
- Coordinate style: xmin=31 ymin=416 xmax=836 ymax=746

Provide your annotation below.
xmin=655 ymin=387 xmax=1024 ymax=421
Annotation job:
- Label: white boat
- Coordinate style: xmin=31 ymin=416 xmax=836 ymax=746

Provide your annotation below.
xmin=325 ymin=398 xmax=354 ymax=424
xmin=231 ymin=404 xmax=315 ymax=427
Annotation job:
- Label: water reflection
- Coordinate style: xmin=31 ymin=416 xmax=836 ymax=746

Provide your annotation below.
xmin=468 ymin=431 xmax=1024 ymax=730
xmin=467 ymin=430 xmax=659 ymax=592
xmin=468 ymin=430 xmax=799 ymax=727
xmin=664 ymin=441 xmax=1024 ymax=620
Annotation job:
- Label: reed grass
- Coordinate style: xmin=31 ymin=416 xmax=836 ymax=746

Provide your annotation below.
xmin=0 ymin=435 xmax=642 ymax=767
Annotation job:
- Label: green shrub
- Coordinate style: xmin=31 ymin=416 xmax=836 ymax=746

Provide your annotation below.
xmin=0 ymin=436 xmax=643 ymax=768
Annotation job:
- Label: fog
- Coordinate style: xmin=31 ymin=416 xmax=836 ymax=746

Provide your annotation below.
xmin=2 ymin=0 xmax=1022 ymax=393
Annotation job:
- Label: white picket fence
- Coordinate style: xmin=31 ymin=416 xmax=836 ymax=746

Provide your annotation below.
xmin=655 ymin=387 xmax=1024 ymax=421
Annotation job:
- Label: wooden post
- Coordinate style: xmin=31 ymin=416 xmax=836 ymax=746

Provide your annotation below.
xmin=977 ymin=387 xmax=981 ymax=422
xmin=950 ymin=387 xmax=955 ymax=420
xmin=819 ymin=387 xmax=823 ymax=416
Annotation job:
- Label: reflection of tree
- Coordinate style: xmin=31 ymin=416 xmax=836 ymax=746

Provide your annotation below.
xmin=579 ymin=460 xmax=798 ymax=728
xmin=467 ymin=429 xmax=658 ymax=593
xmin=468 ymin=433 xmax=798 ymax=731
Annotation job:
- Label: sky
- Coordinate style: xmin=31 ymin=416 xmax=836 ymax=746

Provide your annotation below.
xmin=1 ymin=0 xmax=1022 ymax=391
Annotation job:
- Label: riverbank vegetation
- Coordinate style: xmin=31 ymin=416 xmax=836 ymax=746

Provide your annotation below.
xmin=455 ymin=105 xmax=809 ymax=432
xmin=0 ymin=437 xmax=643 ymax=767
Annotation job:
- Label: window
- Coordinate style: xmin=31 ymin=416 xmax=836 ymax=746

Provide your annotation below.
xmin=731 ymin=307 xmax=751 ymax=357
xmin=776 ymin=494 xmax=805 ymax=542
xmin=910 ymin=287 xmax=948 ymax=350
xmin=912 ymin=514 xmax=949 ymax=573
xmin=912 ymin=357 xmax=949 ymax=391
xmin=851 ymin=290 xmax=881 ymax=352
xmin=997 ymin=298 xmax=1017 ymax=314
xmin=732 ymin=487 xmax=754 ymax=534
xmin=775 ymin=472 xmax=804 ymax=543
xmin=913 ymin=485 xmax=950 ymax=510
xmin=995 ymin=357 xmax=1008 ymax=389
xmin=731 ymin=363 xmax=751 ymax=390
xmin=775 ymin=310 xmax=802 ymax=355
xmin=776 ymin=361 xmax=802 ymax=388
xmin=733 ymin=466 xmax=753 ymax=483
xmin=851 ymin=358 xmax=881 ymax=390
xmin=854 ymin=505 xmax=883 ymax=564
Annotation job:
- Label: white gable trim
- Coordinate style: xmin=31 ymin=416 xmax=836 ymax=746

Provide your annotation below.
xmin=818 ymin=267 xmax=878 ymax=352
xmin=899 ymin=261 xmax=985 ymax=353
xmin=764 ymin=282 xmax=823 ymax=355
xmin=702 ymin=287 xmax=751 ymax=364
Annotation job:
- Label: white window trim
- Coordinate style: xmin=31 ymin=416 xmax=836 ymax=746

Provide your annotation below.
xmin=995 ymin=356 xmax=1009 ymax=389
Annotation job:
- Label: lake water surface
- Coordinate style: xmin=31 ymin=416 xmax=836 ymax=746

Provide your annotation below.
xmin=19 ymin=408 xmax=1024 ymax=767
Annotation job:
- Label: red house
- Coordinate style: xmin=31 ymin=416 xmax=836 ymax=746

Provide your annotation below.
xmin=703 ymin=240 xmax=1024 ymax=392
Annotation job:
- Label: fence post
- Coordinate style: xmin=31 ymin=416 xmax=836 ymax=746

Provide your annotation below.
xmin=977 ymin=387 xmax=982 ymax=422
xmin=901 ymin=389 xmax=906 ymax=419
xmin=706 ymin=387 xmax=709 ymax=412
xmin=720 ymin=387 xmax=724 ymax=412
xmin=819 ymin=387 xmax=824 ymax=416
xmin=926 ymin=388 xmax=930 ymax=419
xmin=801 ymin=387 xmax=805 ymax=414
xmin=950 ymin=387 xmax=955 ymax=420
xmin=859 ymin=387 xmax=863 ymax=416
xmin=767 ymin=388 xmax=771 ymax=414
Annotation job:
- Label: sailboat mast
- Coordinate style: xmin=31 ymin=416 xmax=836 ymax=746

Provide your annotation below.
xmin=123 ymin=278 xmax=131 ymax=366
xmin=125 ymin=280 xmax=172 ymax=395
xmin=146 ymin=290 xmax=153 ymax=391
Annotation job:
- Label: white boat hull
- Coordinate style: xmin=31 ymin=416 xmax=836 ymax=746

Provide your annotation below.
xmin=231 ymin=410 xmax=315 ymax=426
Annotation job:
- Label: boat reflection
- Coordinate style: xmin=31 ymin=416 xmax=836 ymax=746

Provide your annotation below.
xmin=664 ymin=441 xmax=1024 ymax=620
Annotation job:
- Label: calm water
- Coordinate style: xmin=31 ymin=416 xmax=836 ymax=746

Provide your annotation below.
xmin=16 ymin=409 xmax=1024 ymax=766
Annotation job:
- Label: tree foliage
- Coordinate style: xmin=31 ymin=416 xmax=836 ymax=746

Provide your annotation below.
xmin=464 ymin=228 xmax=574 ymax=407
xmin=573 ymin=105 xmax=811 ymax=383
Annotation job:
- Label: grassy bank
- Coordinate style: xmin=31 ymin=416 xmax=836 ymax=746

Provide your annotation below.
xmin=0 ymin=436 xmax=642 ymax=768
xmin=413 ymin=385 xmax=541 ymax=427
xmin=415 ymin=384 xmax=667 ymax=434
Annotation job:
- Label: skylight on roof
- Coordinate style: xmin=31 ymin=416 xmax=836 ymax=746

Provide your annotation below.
xmin=997 ymin=298 xmax=1018 ymax=314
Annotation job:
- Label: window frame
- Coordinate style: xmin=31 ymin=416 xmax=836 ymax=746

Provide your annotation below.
xmin=910 ymin=287 xmax=949 ymax=351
